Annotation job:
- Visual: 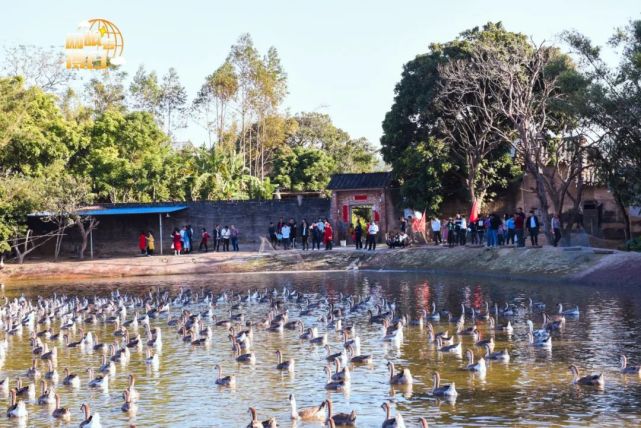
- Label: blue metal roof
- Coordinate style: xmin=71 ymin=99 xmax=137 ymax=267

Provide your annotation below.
xmin=78 ymin=205 xmax=188 ymax=216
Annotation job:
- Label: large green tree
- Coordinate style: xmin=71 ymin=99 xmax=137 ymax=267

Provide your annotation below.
xmin=0 ymin=77 xmax=83 ymax=176
xmin=80 ymin=110 xmax=174 ymax=202
xmin=381 ymin=22 xmax=524 ymax=212
xmin=271 ymin=146 xmax=335 ymax=192
xmin=563 ymin=20 xmax=641 ymax=239
xmin=287 ymin=112 xmax=376 ymax=173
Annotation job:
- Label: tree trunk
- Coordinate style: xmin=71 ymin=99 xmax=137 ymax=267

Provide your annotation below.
xmin=54 ymin=225 xmax=65 ymax=261
xmin=532 ymin=171 xmax=552 ymax=245
xmin=76 ymin=217 xmax=99 ymax=260
xmin=614 ymin=192 xmax=631 ymax=241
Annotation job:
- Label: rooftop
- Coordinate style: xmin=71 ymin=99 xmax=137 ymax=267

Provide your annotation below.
xmin=327 ymin=172 xmax=393 ymax=190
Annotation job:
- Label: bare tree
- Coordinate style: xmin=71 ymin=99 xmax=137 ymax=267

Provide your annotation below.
xmin=471 ymin=42 xmax=589 ymax=242
xmin=436 ymin=51 xmax=513 ymax=208
xmin=75 ymin=216 xmax=99 ymax=259
xmin=0 ymin=45 xmax=76 ymax=93
xmin=41 ymin=175 xmax=95 ymax=261
xmin=10 ymin=229 xmax=58 ymax=264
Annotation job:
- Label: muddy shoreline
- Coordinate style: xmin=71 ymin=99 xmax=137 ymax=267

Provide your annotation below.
xmin=1 ymin=246 xmax=639 ymax=287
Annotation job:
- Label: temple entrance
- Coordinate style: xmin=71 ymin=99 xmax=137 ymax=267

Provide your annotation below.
xmin=351 ymin=205 xmax=372 ymax=226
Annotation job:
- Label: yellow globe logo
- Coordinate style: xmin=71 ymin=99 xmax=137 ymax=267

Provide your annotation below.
xmin=65 ymin=18 xmax=125 ymax=70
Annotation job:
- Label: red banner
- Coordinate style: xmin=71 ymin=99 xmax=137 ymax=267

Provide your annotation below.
xmin=469 ymin=200 xmax=479 ymax=223
xmin=342 ymin=205 xmax=348 ymax=222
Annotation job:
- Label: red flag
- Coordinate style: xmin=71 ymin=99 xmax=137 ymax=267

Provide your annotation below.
xmin=469 ymin=200 xmax=479 ymax=223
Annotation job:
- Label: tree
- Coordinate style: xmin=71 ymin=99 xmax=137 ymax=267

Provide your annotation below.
xmin=287 ymin=112 xmax=377 ymax=173
xmin=563 ymin=20 xmax=641 ymax=239
xmin=193 ymin=61 xmax=238 ymax=147
xmin=40 ymin=174 xmax=95 ymax=260
xmin=82 ymin=111 xmax=173 ymax=202
xmin=381 ymin=22 xmax=519 ymax=210
xmin=129 ymin=65 xmax=162 ymax=117
xmin=0 ymin=45 xmax=76 ymax=93
xmin=436 ymin=44 xmax=519 ymax=208
xmin=85 ymin=70 xmax=127 ymax=114
xmin=228 ymin=34 xmax=261 ymax=174
xmin=467 ymin=41 xmax=587 ymax=241
xmin=0 ymin=174 xmax=51 ymax=264
xmin=159 ymin=67 xmax=187 ymax=137
xmin=75 ymin=216 xmax=99 ymax=259
xmin=271 ymin=146 xmax=335 ymax=192
xmin=394 ymin=139 xmax=453 ymax=214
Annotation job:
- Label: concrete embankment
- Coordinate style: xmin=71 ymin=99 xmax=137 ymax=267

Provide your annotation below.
xmin=1 ymin=246 xmax=640 ymax=286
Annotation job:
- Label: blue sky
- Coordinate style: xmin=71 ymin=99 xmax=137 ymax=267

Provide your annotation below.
xmin=1 ymin=1 xmax=639 ymax=148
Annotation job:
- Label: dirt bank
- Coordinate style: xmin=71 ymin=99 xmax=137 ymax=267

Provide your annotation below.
xmin=1 ymin=246 xmax=639 ymax=286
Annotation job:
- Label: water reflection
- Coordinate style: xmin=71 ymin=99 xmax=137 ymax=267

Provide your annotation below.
xmin=1 ymin=271 xmax=641 ymax=427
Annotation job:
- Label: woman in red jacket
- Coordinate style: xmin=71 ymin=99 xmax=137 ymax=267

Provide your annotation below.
xmin=172 ymin=228 xmax=183 ymax=255
xmin=323 ymin=220 xmax=333 ymax=250
xmin=138 ymin=231 xmax=147 ymax=254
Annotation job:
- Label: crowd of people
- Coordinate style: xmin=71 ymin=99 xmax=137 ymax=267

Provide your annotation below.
xmin=428 ymin=207 xmax=562 ymax=248
xmin=137 ymin=231 xmax=155 ymax=256
xmin=268 ymin=217 xmax=335 ymax=251
xmin=136 ymin=207 xmax=562 ymax=257
xmin=170 ymin=224 xmax=240 ymax=255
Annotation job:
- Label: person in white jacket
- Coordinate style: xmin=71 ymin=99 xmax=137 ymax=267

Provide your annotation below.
xmin=367 ymin=221 xmax=379 ymax=251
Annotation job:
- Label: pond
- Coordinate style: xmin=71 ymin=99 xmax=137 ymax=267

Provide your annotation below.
xmin=2 ymin=271 xmax=641 ymax=427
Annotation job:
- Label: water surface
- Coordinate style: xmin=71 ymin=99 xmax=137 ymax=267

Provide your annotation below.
xmin=2 ymin=271 xmax=641 ymax=427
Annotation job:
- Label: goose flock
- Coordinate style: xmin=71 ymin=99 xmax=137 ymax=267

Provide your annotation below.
xmin=0 ymin=282 xmax=638 ymax=427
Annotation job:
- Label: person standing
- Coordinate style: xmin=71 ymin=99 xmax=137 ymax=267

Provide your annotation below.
xmin=221 ymin=225 xmax=231 ymax=251
xmin=526 ymin=209 xmax=540 ymax=246
xmin=470 ymin=219 xmax=478 ymax=245
xmin=431 ymin=217 xmax=441 ymax=245
xmin=515 ymin=208 xmax=526 ymax=247
xmin=212 ymin=224 xmax=220 ymax=252
xmin=281 ymin=223 xmax=291 ymax=250
xmin=460 ymin=215 xmax=467 ymax=245
xmin=476 ymin=216 xmax=484 ymax=245
xmin=488 ymin=213 xmax=500 ymax=247
xmin=453 ymin=214 xmax=462 ymax=246
xmin=181 ymin=225 xmax=190 ymax=254
xmin=506 ymin=214 xmax=516 ymax=245
xmin=138 ymin=231 xmax=147 ymax=255
xmin=447 ymin=218 xmax=456 ymax=247
xmin=367 ymin=220 xmax=379 ymax=251
xmin=501 ymin=214 xmax=510 ymax=245
xmin=551 ymin=213 xmax=562 ymax=247
xmin=300 ymin=219 xmax=309 ymax=250
xmin=146 ymin=231 xmax=155 ymax=256
xmin=323 ymin=220 xmax=333 ymax=250
xmin=230 ymin=225 xmax=239 ymax=251
xmin=399 ymin=217 xmax=407 ymax=234
xmin=289 ymin=218 xmax=297 ymax=249
xmin=179 ymin=226 xmax=187 ymax=254
xmin=172 ymin=228 xmax=182 ymax=255
xmin=311 ymin=223 xmax=320 ymax=250
xmin=186 ymin=225 xmax=193 ymax=254
xmin=268 ymin=222 xmax=277 ymax=249
xmin=199 ymin=228 xmax=210 ymax=252
xmin=354 ymin=220 xmax=363 ymax=249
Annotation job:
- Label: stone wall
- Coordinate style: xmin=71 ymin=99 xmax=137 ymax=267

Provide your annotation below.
xmin=29 ymin=198 xmax=331 ymax=258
